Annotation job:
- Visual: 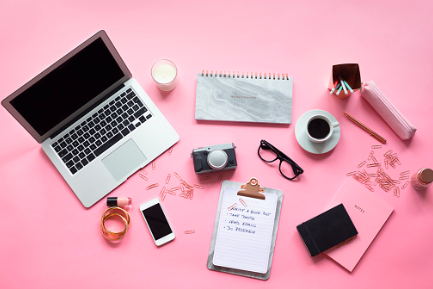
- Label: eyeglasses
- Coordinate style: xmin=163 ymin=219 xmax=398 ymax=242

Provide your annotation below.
xmin=258 ymin=139 xmax=304 ymax=180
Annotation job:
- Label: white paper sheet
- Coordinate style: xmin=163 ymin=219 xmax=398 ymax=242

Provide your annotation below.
xmin=212 ymin=188 xmax=278 ymax=274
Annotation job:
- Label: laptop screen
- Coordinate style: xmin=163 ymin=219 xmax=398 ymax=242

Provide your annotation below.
xmin=2 ymin=31 xmax=132 ymax=143
xmin=10 ymin=37 xmax=124 ymax=137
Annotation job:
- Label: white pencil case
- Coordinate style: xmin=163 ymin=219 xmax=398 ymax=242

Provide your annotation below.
xmin=360 ymin=81 xmax=416 ymax=140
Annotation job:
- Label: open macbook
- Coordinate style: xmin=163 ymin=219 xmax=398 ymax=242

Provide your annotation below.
xmin=2 ymin=30 xmax=179 ymax=208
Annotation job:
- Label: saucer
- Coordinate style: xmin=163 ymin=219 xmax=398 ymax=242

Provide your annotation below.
xmin=295 ymin=109 xmax=341 ymax=154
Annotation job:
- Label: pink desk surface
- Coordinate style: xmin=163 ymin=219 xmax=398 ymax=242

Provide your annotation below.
xmin=1 ymin=1 xmax=433 ymax=288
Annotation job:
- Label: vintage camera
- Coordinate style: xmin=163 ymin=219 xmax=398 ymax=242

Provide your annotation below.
xmin=191 ymin=143 xmax=237 ymax=174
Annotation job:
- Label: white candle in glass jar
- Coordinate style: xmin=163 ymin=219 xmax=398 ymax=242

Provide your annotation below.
xmin=151 ymin=59 xmax=178 ymax=91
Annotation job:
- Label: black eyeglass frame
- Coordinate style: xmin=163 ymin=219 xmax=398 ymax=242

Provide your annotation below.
xmin=258 ymin=139 xmax=304 ymax=180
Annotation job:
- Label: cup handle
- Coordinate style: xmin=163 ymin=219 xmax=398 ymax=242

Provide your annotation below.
xmin=332 ymin=122 xmax=340 ymax=128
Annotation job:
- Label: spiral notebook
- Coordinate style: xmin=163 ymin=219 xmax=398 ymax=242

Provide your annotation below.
xmin=196 ymin=71 xmax=293 ymax=124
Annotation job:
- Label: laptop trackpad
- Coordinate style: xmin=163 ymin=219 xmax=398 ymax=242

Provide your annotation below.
xmin=102 ymin=139 xmax=147 ymax=181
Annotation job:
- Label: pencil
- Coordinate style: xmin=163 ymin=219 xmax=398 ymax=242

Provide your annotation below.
xmin=343 ymin=112 xmax=387 ymax=144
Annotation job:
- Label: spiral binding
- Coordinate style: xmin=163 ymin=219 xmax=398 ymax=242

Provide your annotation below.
xmin=201 ymin=70 xmax=289 ymax=80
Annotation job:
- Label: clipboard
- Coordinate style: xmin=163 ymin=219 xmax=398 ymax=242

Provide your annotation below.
xmin=207 ymin=178 xmax=283 ymax=280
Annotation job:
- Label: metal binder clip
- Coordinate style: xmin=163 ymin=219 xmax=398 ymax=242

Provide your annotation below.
xmin=237 ymin=177 xmax=265 ymax=200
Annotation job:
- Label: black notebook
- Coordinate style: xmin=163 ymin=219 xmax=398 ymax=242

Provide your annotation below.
xmin=296 ymin=204 xmax=358 ymax=256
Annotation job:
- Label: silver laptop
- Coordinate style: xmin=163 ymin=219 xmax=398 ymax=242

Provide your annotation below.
xmin=2 ymin=30 xmax=179 ymax=208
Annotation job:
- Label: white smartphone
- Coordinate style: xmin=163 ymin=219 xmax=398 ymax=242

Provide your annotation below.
xmin=139 ymin=198 xmax=175 ymax=246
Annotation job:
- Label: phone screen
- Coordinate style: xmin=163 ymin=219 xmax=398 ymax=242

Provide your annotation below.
xmin=142 ymin=204 xmax=173 ymax=240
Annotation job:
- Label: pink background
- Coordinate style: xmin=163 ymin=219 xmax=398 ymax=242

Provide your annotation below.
xmin=1 ymin=0 xmax=433 ymax=288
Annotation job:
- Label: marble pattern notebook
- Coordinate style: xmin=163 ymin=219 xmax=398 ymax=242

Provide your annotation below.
xmin=196 ymin=72 xmax=293 ymax=124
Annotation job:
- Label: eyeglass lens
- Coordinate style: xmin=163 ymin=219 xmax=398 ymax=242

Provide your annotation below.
xmin=258 ymin=145 xmax=278 ymax=162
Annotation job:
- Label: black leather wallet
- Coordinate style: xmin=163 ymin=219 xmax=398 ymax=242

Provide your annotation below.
xmin=296 ymin=204 xmax=358 ymax=256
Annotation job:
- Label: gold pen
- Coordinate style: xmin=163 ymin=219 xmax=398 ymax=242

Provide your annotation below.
xmin=343 ymin=112 xmax=387 ymax=144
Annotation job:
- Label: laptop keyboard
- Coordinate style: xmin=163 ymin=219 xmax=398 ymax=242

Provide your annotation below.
xmin=51 ymin=88 xmax=152 ymax=175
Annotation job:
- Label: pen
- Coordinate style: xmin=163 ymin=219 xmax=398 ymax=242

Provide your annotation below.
xmin=330 ymin=82 xmax=340 ymax=95
xmin=343 ymin=80 xmax=354 ymax=93
xmin=340 ymin=79 xmax=348 ymax=95
xmin=343 ymin=112 xmax=387 ymax=144
xmin=336 ymin=84 xmax=343 ymax=95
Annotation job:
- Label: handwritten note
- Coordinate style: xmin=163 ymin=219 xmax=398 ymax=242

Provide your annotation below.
xmin=212 ymin=188 xmax=278 ymax=274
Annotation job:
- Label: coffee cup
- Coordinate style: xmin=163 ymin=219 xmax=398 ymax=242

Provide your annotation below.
xmin=306 ymin=114 xmax=339 ymax=143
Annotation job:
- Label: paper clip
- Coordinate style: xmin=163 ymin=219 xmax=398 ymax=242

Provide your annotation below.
xmin=376 ymin=170 xmax=395 ymax=192
xmin=371 ymin=145 xmax=382 ymax=149
xmin=239 ymin=198 xmax=247 ymax=207
xmin=400 ymin=170 xmax=410 ymax=176
xmin=180 ymin=189 xmax=193 ymax=200
xmin=346 ymin=171 xmax=357 ymax=176
xmin=146 ymin=183 xmax=159 ymax=190
xmin=352 ymin=170 xmax=371 ymax=184
xmin=193 ymin=184 xmax=203 ymax=189
xmin=184 ymin=230 xmax=195 ymax=234
xmin=174 ymin=172 xmax=183 ymax=181
xmin=152 ymin=161 xmax=156 ymax=170
xmin=188 ymin=190 xmax=194 ymax=200
xmin=159 ymin=187 xmax=166 ymax=197
xmin=139 ymin=174 xmax=148 ymax=181
xmin=228 ymin=203 xmax=237 ymax=211
xmin=368 ymin=151 xmax=374 ymax=160
xmin=166 ymin=174 xmax=171 ymax=184
xmin=166 ymin=189 xmax=177 ymax=195
xmin=358 ymin=161 xmax=366 ymax=168
xmin=365 ymin=184 xmax=375 ymax=192
xmin=402 ymin=181 xmax=409 ymax=190
xmin=394 ymin=186 xmax=400 ymax=198
xmin=182 ymin=181 xmax=193 ymax=190
xmin=367 ymin=163 xmax=381 ymax=168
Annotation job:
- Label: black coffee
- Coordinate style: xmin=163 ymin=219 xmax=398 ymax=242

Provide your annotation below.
xmin=308 ymin=118 xmax=330 ymax=139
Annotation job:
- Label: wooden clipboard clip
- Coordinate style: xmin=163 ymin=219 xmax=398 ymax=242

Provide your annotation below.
xmin=237 ymin=177 xmax=265 ymax=200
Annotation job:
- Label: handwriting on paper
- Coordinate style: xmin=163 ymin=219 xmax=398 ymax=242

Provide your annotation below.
xmin=213 ymin=188 xmax=278 ymax=274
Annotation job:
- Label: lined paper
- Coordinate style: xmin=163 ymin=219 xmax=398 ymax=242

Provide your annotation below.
xmin=212 ymin=188 xmax=278 ymax=274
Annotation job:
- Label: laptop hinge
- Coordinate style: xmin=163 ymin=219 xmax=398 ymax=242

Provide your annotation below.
xmin=51 ymin=84 xmax=125 ymax=139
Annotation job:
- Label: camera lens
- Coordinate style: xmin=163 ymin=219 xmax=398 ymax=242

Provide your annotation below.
xmin=207 ymin=150 xmax=228 ymax=170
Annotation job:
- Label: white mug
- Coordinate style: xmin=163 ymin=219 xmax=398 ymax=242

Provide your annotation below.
xmin=306 ymin=114 xmax=339 ymax=143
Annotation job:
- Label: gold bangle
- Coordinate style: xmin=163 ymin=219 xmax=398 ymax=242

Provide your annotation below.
xmin=101 ymin=207 xmax=131 ymax=241
xmin=103 ymin=213 xmax=128 ymax=236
